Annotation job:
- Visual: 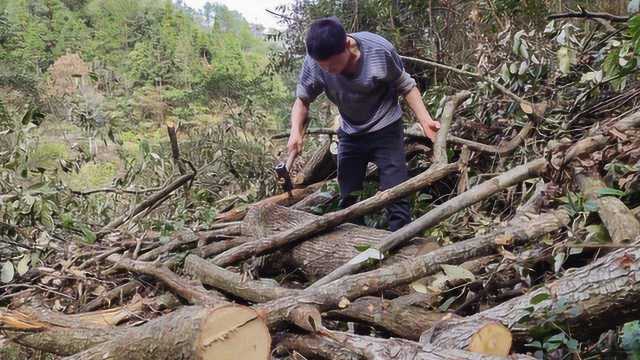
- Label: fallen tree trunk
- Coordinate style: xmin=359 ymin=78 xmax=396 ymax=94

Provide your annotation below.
xmin=255 ymin=208 xmax=570 ymax=326
xmin=241 ymin=204 xmax=438 ymax=279
xmin=310 ymin=158 xmax=548 ymax=288
xmin=63 ymin=305 xmax=270 ymax=360
xmin=325 ymin=296 xmax=444 ymax=341
xmin=211 ymin=91 xmax=471 ymax=266
xmin=1 ymin=296 xmax=168 ymax=355
xmin=424 ymin=240 xmax=640 ymax=350
xmin=278 ymin=331 xmax=535 ymax=359
xmin=212 ymin=161 xmax=459 ymax=266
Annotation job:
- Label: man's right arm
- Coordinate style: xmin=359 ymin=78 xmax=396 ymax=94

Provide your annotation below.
xmin=287 ymin=97 xmax=310 ymax=160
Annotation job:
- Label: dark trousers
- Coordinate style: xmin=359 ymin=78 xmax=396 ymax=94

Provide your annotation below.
xmin=337 ymin=120 xmax=411 ymax=231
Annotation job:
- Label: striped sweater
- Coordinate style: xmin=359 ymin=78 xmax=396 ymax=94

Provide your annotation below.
xmin=296 ymin=31 xmax=416 ymax=135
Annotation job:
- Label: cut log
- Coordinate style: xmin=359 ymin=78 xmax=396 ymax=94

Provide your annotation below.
xmin=63 ymin=305 xmax=270 ymax=360
xmin=214 ymin=181 xmax=325 ymax=223
xmin=310 ymin=158 xmax=548 ymax=288
xmin=212 ymin=161 xmax=459 ymax=266
xmin=255 ymin=208 xmax=570 ymax=326
xmin=278 ymin=331 xmax=535 ymax=360
xmin=0 ymin=299 xmax=141 ymax=355
xmin=577 ymin=174 xmax=640 ymax=244
xmin=242 ymin=204 xmax=437 ymax=279
xmin=325 ymin=296 xmax=444 ymax=340
xmin=2 ymin=306 xmax=270 ymax=359
xmin=211 ymin=91 xmax=473 ymax=266
xmin=424 ymin=240 xmax=640 ymax=350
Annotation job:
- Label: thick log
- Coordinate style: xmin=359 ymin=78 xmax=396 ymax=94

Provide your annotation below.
xmin=212 ymin=161 xmax=458 ymax=266
xmin=211 ymin=91 xmax=472 ymax=266
xmin=214 ymin=181 xmax=325 ymax=223
xmin=325 ymin=296 xmax=444 ymax=340
xmin=63 ymin=305 xmax=270 ymax=360
xmin=242 ymin=204 xmax=436 ymax=279
xmin=577 ymin=174 xmax=640 ymax=243
xmin=311 ymin=158 xmax=548 ymax=288
xmin=279 ymin=331 xmax=535 ymax=360
xmin=255 ymin=208 xmax=570 ymax=326
xmin=425 ymin=240 xmax=640 ymax=349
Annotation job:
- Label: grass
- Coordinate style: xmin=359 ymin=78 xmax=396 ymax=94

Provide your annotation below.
xmin=28 ymin=141 xmax=70 ymax=169
xmin=64 ymin=161 xmax=118 ymax=190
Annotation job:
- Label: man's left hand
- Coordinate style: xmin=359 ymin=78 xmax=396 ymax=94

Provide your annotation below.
xmin=420 ymin=119 xmax=441 ymax=142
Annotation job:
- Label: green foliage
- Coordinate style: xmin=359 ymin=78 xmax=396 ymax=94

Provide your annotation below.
xmin=622 ymin=321 xmax=640 ymax=359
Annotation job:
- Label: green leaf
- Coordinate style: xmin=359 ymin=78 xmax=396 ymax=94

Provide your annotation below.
xmin=557 ymin=46 xmax=576 ymax=74
xmin=596 ymin=187 xmax=626 ymax=198
xmin=530 ymin=292 xmax=551 ymax=305
xmin=623 ymin=321 xmax=640 ymax=353
xmin=583 ymin=200 xmax=599 ymax=212
xmin=354 ymin=244 xmax=371 ymax=252
xmin=81 ymin=226 xmax=97 ymax=244
xmin=525 ymin=341 xmax=543 ymax=349
xmin=347 ymin=248 xmax=384 ymax=265
xmin=554 ymin=251 xmax=565 ymax=273
xmin=441 ymin=264 xmax=475 ymax=281
xmin=500 ymin=63 xmax=511 ymax=82
xmin=438 ymin=296 xmax=457 ymax=312
xmin=566 ymin=338 xmax=579 ymax=352
xmin=585 ymin=224 xmax=611 ymax=243
xmin=16 ymin=255 xmax=30 ymax=276
xmin=1 ymin=261 xmax=14 ymax=283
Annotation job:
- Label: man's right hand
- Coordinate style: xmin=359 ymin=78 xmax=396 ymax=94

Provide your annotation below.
xmin=287 ymin=132 xmax=304 ymax=160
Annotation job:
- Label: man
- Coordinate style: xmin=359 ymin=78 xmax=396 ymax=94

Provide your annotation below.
xmin=287 ymin=17 xmax=440 ymax=231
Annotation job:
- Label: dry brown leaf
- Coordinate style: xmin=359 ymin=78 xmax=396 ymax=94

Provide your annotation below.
xmin=495 ymin=233 xmax=513 ymax=246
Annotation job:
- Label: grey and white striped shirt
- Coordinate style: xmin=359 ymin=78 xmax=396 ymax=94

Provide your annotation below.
xmin=296 ymin=31 xmax=416 ymax=135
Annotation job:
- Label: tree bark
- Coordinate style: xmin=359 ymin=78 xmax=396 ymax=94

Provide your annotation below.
xmin=63 ymin=305 xmax=270 ymax=360
xmin=311 ymin=158 xmax=548 ymax=288
xmin=278 ymin=331 xmax=535 ymax=360
xmin=241 ymin=204 xmax=437 ymax=279
xmin=212 ymin=162 xmax=459 ymax=266
xmin=425 ymin=241 xmax=640 ymax=350
xmin=214 ymin=181 xmax=325 ymax=223
xmin=577 ymin=174 xmax=640 ymax=243
xmin=255 ymin=208 xmax=570 ymax=326
xmin=293 ymin=138 xmax=337 ymax=186
xmin=184 ymin=254 xmax=301 ymax=302
xmin=325 ymin=296 xmax=444 ymax=340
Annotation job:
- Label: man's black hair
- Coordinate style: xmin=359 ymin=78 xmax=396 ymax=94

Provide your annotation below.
xmin=305 ymin=17 xmax=347 ymax=60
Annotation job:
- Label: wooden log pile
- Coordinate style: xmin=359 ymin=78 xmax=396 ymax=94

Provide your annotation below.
xmin=3 ymin=15 xmax=640 ymax=360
